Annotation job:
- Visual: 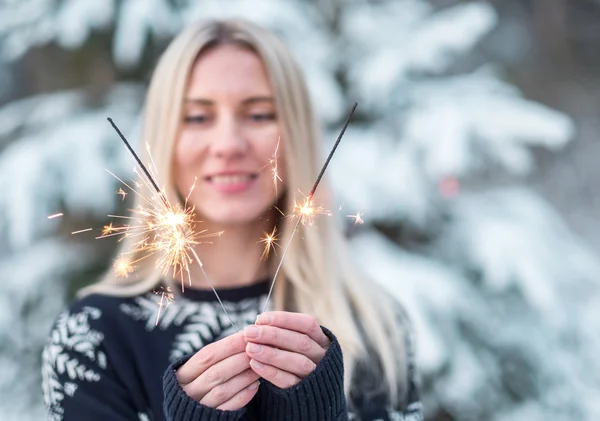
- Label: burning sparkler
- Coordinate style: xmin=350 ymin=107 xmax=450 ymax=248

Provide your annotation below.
xmin=262 ymin=103 xmax=358 ymax=313
xmin=102 ymin=118 xmax=238 ymax=331
xmin=291 ymin=193 xmax=331 ymax=227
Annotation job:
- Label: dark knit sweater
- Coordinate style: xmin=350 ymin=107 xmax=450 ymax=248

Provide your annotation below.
xmin=42 ymin=280 xmax=423 ymax=421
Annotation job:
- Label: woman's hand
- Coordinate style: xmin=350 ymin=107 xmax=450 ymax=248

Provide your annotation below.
xmin=176 ymin=331 xmax=260 ymax=410
xmin=243 ymin=311 xmax=331 ymax=389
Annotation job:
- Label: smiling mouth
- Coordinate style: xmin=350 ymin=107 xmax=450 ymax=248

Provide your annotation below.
xmin=207 ymin=174 xmax=258 ymax=184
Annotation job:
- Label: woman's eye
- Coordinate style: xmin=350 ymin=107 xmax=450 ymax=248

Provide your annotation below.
xmin=184 ymin=115 xmax=209 ymax=124
xmin=249 ymin=113 xmax=276 ymax=122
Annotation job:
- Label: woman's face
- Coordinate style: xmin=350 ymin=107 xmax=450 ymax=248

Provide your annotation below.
xmin=175 ymin=45 xmax=283 ymax=226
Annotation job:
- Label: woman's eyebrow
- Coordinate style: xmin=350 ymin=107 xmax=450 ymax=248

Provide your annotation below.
xmin=184 ymin=98 xmax=213 ymax=105
xmin=242 ymin=96 xmax=274 ymax=105
xmin=184 ymin=96 xmax=274 ymax=105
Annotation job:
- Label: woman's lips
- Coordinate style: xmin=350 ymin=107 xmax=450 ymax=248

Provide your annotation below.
xmin=206 ymin=173 xmax=258 ymax=193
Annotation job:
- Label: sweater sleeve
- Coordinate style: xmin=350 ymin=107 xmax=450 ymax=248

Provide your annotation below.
xmin=348 ymin=308 xmax=424 ymax=421
xmin=251 ymin=326 xmax=348 ymax=421
xmin=41 ymin=305 xmax=144 ymax=421
xmin=162 ymin=356 xmax=251 ymax=421
xmin=402 ymin=324 xmax=424 ymax=420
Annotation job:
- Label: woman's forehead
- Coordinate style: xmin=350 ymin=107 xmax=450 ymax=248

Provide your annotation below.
xmin=187 ymin=45 xmax=273 ymax=99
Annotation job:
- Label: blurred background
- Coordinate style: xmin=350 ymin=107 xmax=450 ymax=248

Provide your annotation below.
xmin=1 ymin=0 xmax=599 ymax=420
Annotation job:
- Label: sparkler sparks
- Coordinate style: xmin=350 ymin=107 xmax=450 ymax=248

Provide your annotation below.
xmin=99 ymin=158 xmax=211 ymax=291
xmin=262 ymin=103 xmax=358 ymax=313
xmin=117 ymin=188 xmax=128 ymax=200
xmin=346 ymin=212 xmax=364 ymax=225
xmin=291 ymin=194 xmax=331 ymax=226
xmin=71 ymin=228 xmax=93 ymax=235
xmin=259 ymin=226 xmax=280 ymax=260
xmin=269 ymin=138 xmax=283 ymax=197
xmin=153 ymin=286 xmax=174 ymax=326
xmin=114 ymin=257 xmax=134 ymax=278
xmin=101 ymin=222 xmax=116 ymax=236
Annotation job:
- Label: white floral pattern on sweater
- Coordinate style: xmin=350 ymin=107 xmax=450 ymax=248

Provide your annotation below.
xmin=41 ymin=306 xmax=107 ymax=421
xmin=120 ymin=291 xmax=265 ymax=362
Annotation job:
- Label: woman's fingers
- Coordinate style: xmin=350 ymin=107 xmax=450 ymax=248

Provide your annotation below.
xmin=177 ymin=331 xmax=247 ymax=385
xmin=246 ymin=342 xmax=316 ymax=379
xmin=199 ymin=368 xmax=260 ymax=408
xmin=216 ymin=380 xmax=261 ymax=411
xmin=244 ymin=324 xmax=326 ymax=363
xmin=249 ymin=359 xmax=302 ymax=389
xmin=243 ymin=312 xmax=333 ymax=389
xmin=182 ymin=352 xmax=251 ymax=400
xmin=255 ymin=311 xmax=330 ymax=349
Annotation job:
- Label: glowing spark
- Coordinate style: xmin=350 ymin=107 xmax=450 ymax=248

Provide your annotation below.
xmin=102 ymin=222 xmax=115 ymax=236
xmin=269 ymin=138 xmax=283 ymax=197
xmin=114 ymin=257 xmax=134 ymax=277
xmin=154 ymin=285 xmax=174 ymax=326
xmin=185 ymin=177 xmax=197 ymax=203
xmin=259 ymin=226 xmax=279 ymax=260
xmin=146 ymin=142 xmax=159 ymax=178
xmin=291 ymin=193 xmax=330 ymax=226
xmin=117 ymin=188 xmax=127 ymax=200
xmin=71 ymin=228 xmax=93 ymax=235
xmin=47 ymin=213 xmax=63 ymax=219
xmin=346 ymin=212 xmax=364 ymax=225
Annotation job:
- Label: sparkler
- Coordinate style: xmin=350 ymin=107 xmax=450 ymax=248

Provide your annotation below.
xmin=262 ymin=102 xmax=358 ymax=313
xmin=105 ymin=118 xmax=239 ymax=331
xmin=291 ymin=192 xmax=331 ymax=227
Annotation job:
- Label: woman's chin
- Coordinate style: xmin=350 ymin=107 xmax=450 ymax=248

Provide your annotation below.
xmin=200 ymin=210 xmax=268 ymax=227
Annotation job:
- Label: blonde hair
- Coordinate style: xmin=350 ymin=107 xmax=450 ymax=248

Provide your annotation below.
xmin=82 ymin=19 xmax=408 ymax=405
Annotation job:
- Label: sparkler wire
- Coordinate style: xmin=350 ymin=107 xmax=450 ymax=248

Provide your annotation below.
xmin=261 ymin=102 xmax=358 ymax=313
xmin=107 ymin=118 xmax=164 ymax=202
xmin=107 ymin=118 xmax=238 ymax=331
xmin=190 ymin=248 xmax=238 ymax=331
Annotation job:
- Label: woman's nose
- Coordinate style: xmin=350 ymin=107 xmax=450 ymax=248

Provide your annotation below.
xmin=210 ymin=116 xmax=248 ymax=158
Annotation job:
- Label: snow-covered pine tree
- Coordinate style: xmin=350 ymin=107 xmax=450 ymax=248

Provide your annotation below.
xmin=0 ymin=1 xmax=598 ymax=420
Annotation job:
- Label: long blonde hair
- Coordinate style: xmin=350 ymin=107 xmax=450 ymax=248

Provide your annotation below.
xmin=82 ymin=19 xmax=408 ymax=405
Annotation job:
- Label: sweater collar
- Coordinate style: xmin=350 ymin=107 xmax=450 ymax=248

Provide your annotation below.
xmin=177 ymin=278 xmax=270 ymax=303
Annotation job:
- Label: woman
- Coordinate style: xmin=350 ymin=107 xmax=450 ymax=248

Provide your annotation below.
xmin=42 ymin=19 xmax=423 ymax=421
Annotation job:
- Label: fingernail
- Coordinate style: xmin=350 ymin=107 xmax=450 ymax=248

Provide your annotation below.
xmin=246 ymin=343 xmax=261 ymax=354
xmin=248 ymin=381 xmax=260 ymax=390
xmin=244 ymin=325 xmax=259 ymax=338
xmin=250 ymin=359 xmax=264 ymax=369
xmin=256 ymin=314 xmax=271 ymax=325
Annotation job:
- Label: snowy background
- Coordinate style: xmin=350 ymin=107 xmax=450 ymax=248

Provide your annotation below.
xmin=1 ymin=1 xmax=600 ymax=420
